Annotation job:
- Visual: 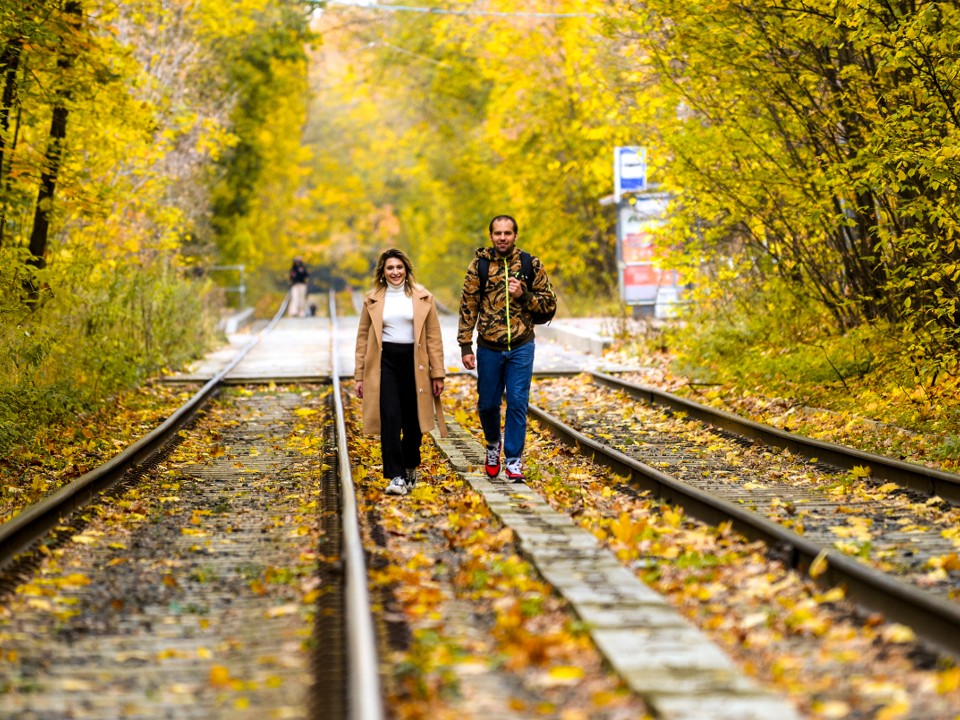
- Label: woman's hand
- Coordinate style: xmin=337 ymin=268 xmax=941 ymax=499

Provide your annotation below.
xmin=432 ymin=378 xmax=444 ymax=397
xmin=355 ymin=381 xmax=363 ymax=399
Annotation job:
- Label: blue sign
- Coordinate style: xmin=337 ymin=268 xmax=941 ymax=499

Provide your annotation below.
xmin=614 ymin=146 xmax=647 ymax=202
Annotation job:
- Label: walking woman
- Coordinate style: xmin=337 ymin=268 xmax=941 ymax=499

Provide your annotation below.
xmin=354 ymin=249 xmax=445 ymax=496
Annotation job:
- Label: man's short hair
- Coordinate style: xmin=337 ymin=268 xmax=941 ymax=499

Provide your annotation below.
xmin=489 ymin=215 xmax=518 ymax=234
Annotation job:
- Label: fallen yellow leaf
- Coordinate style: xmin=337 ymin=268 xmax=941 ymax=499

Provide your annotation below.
xmin=60 ymin=678 xmax=93 ymax=691
xmin=548 ymin=665 xmax=584 ymax=682
xmin=210 ymin=665 xmax=231 ymax=688
xmin=880 ymin=624 xmax=916 ymax=643
xmin=265 ymin=603 xmax=299 ymax=618
xmin=937 ymin=667 xmax=960 ymax=693
xmin=809 ymin=549 xmax=829 ymax=578
xmin=816 ymin=587 xmax=845 ymax=603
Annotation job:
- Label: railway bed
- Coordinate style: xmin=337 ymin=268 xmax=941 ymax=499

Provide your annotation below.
xmin=2 ymin=304 xmax=960 ymax=719
xmin=0 ymin=385 xmax=341 ymax=719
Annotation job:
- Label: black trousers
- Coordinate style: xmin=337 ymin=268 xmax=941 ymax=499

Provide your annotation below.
xmin=379 ymin=342 xmax=422 ymax=479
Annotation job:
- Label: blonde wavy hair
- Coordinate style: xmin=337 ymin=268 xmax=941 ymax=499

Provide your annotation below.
xmin=373 ymin=248 xmax=418 ymax=296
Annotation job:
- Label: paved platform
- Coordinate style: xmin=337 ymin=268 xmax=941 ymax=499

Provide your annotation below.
xmin=167 ymin=315 xmax=629 ymax=383
xmin=433 ymin=422 xmax=803 ymax=720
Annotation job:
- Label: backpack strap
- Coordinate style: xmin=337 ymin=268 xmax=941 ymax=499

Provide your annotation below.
xmin=520 ymin=251 xmax=533 ymax=284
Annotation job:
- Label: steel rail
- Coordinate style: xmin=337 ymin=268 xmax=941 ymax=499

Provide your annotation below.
xmin=329 ymin=291 xmax=385 ymax=720
xmin=528 ymin=402 xmax=960 ymax=659
xmin=0 ymin=296 xmax=290 ymax=570
xmin=591 ymin=371 xmax=960 ymax=504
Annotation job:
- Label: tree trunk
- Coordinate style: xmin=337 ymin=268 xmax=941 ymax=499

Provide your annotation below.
xmin=26 ymin=0 xmax=82 ymax=301
xmin=0 ymin=36 xmax=22 ymax=247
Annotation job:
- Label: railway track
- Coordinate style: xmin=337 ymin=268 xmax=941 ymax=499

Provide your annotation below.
xmin=528 ymin=372 xmax=960 ymax=657
xmin=4 ymin=302 xmax=960 ymax=718
xmin=0 ymin=295 xmax=384 ymax=720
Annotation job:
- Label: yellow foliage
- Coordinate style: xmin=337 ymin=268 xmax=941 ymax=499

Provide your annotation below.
xmin=609 ymin=511 xmax=639 ymax=546
xmin=661 ymin=508 xmax=684 ymax=527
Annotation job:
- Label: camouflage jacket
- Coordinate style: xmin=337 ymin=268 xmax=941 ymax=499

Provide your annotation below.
xmin=457 ymin=246 xmax=557 ymax=354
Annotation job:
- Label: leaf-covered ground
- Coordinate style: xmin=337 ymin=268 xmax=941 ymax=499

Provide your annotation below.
xmin=439 ymin=376 xmax=960 ymax=720
xmin=0 ymin=381 xmax=197 ymax=524
xmin=0 ymin=385 xmax=331 ymax=717
xmin=531 ymin=375 xmax=960 ymax=601
xmin=344 ymin=388 xmax=649 ymax=720
xmin=4 ymin=329 xmax=960 ymax=719
xmin=604 ymin=338 xmax=960 ymax=475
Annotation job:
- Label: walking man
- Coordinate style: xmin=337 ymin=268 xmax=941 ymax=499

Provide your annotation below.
xmin=288 ymin=257 xmax=309 ymax=317
xmin=458 ymin=215 xmax=557 ymax=481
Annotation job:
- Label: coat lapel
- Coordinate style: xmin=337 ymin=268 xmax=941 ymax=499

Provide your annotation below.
xmin=412 ymin=287 xmax=429 ymax=341
xmin=366 ymin=289 xmax=385 ymax=348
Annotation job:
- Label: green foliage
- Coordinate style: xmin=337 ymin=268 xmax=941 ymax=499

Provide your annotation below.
xmin=668 ymin=278 xmax=883 ymax=386
xmin=0 ymin=250 xmax=217 ymax=455
xmin=931 ymin=435 xmax=960 ymax=462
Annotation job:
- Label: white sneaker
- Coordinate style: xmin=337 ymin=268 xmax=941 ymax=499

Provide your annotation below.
xmin=504 ymin=458 xmax=524 ymax=482
xmin=385 ymin=477 xmax=408 ymax=496
xmin=405 ymin=468 xmax=418 ymax=487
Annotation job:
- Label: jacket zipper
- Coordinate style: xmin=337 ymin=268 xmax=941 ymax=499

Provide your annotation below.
xmin=503 ymin=256 xmax=512 ymax=350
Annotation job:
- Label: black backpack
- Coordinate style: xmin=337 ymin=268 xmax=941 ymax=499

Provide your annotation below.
xmin=477 ymin=250 xmax=556 ymax=325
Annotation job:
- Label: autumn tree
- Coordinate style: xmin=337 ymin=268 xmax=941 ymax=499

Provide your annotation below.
xmin=27 ymin=0 xmax=82 ymax=293
xmin=305 ymin=1 xmax=624 ymax=308
xmin=207 ymin=0 xmax=315 ymax=291
xmin=0 ymin=0 xmax=318 ymax=453
xmin=608 ymin=0 xmax=960 ymax=371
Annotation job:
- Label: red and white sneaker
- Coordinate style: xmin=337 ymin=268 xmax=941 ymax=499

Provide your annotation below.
xmin=504 ymin=458 xmax=524 ymax=482
xmin=484 ymin=441 xmax=501 ymax=477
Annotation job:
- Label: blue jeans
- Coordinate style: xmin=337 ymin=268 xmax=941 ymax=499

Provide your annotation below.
xmin=476 ymin=341 xmax=535 ymax=461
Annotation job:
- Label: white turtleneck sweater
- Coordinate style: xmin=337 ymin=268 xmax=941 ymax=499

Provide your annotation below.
xmin=382 ymin=283 xmax=415 ymax=343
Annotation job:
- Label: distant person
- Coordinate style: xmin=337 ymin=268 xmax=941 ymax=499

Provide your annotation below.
xmin=354 ymin=249 xmax=446 ymax=497
xmin=288 ymin=257 xmax=309 ymax=317
xmin=457 ymin=215 xmax=557 ymax=482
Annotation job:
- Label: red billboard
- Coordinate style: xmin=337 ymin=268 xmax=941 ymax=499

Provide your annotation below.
xmin=618 ymin=194 xmax=672 ymax=305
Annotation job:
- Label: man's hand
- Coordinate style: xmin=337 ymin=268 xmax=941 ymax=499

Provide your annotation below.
xmin=507 ymin=276 xmax=525 ymax=298
xmin=432 ymin=378 xmax=444 ymax=397
xmin=462 ymin=353 xmax=476 ymax=370
xmin=355 ymin=381 xmax=363 ymax=399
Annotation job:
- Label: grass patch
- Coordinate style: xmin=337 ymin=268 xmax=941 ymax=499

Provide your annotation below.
xmin=624 ymin=283 xmax=960 ymax=473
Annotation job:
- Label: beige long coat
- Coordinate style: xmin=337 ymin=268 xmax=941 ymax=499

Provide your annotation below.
xmin=354 ymin=284 xmax=445 ymax=435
